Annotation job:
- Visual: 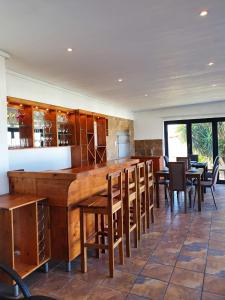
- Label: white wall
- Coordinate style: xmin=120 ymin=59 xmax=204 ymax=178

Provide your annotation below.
xmin=6 ymin=71 xmax=133 ymax=119
xmin=6 ymin=70 xmax=134 ymax=172
xmin=0 ymin=56 xmax=9 ymax=193
xmin=134 ymin=101 xmax=225 ymax=140
xmin=8 ymin=147 xmax=71 ymax=171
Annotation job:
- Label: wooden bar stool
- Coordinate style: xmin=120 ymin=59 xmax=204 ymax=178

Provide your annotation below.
xmin=136 ymin=162 xmax=147 ymax=240
xmin=124 ymin=165 xmax=138 ymax=257
xmin=145 ymin=160 xmax=154 ymax=228
xmin=78 ymin=170 xmax=124 ymax=277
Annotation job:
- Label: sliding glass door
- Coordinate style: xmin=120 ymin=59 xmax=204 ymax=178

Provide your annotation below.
xmin=192 ymin=122 xmax=213 ymax=169
xmin=164 ymin=117 xmax=225 ymax=183
xmin=167 ymin=124 xmax=187 ymax=161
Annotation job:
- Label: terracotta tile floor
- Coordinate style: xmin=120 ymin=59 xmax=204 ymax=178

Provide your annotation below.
xmin=1 ymin=184 xmax=225 ymax=299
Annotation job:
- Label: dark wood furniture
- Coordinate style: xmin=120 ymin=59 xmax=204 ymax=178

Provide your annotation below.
xmin=71 ymin=110 xmax=107 ymax=167
xmin=7 ymin=98 xmax=108 ymax=165
xmin=136 ymin=162 xmax=147 ymax=240
xmin=131 ymin=156 xmax=163 ymax=177
xmin=0 ymin=194 xmax=50 ymax=287
xmin=155 ymin=168 xmax=204 ymax=211
xmin=7 ymin=158 xmax=139 ymax=271
xmin=78 ymin=170 xmax=124 ymax=277
xmin=194 ymin=164 xmax=219 ymax=209
xmin=145 ymin=160 xmax=154 ymax=227
xmin=124 ymin=165 xmax=138 ymax=257
xmin=168 ymin=162 xmax=193 ymax=213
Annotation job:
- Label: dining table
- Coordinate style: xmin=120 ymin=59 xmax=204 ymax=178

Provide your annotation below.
xmin=155 ymin=167 xmax=204 ymax=212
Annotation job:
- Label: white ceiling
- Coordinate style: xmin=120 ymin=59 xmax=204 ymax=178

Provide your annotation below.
xmin=1 ymin=0 xmax=225 ymax=112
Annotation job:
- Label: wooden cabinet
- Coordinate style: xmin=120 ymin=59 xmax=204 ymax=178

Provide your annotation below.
xmin=71 ymin=110 xmax=107 ymax=167
xmin=7 ymin=97 xmax=108 ymax=164
xmin=0 ymin=194 xmax=50 ymax=285
xmin=7 ymin=97 xmax=75 ymax=149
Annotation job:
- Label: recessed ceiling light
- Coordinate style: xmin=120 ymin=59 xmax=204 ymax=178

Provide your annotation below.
xmin=200 ymin=10 xmax=208 ymax=17
xmin=212 ymin=84 xmax=217 ymax=87
xmin=67 ymin=48 xmax=73 ymax=52
xmin=208 ymin=62 xmax=214 ymax=66
xmin=144 ymin=94 xmax=148 ymax=97
xmin=117 ymin=78 xmax=123 ymax=82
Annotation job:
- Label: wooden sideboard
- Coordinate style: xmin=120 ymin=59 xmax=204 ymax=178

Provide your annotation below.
xmin=0 ymin=194 xmax=50 ymax=284
xmin=7 ymin=158 xmax=139 ymax=270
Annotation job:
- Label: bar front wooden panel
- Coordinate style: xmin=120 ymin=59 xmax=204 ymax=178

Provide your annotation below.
xmin=8 ymin=158 xmax=139 ymax=263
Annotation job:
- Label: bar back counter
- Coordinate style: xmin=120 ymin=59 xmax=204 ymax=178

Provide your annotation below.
xmin=7 ymin=158 xmax=139 ymax=269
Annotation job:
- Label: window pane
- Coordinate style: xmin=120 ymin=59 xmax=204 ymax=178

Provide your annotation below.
xmin=168 ymin=124 xmax=187 ymax=162
xmin=217 ymin=122 xmax=225 ymax=180
xmin=192 ymin=123 xmax=213 ymax=169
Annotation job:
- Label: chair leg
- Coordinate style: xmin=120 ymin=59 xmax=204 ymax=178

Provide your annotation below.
xmin=118 ymin=208 xmax=124 ymax=265
xmin=151 ymin=186 xmax=154 ymax=224
xmin=125 ymin=201 xmax=131 ymax=257
xmin=193 ymin=187 xmax=197 ymax=208
xmin=184 ymin=191 xmax=187 ymax=213
xmin=137 ymin=191 xmax=141 ymax=240
xmin=80 ymin=209 xmax=87 ymax=273
xmin=164 ymin=185 xmax=167 ymax=200
xmin=101 ymin=215 xmax=105 ymax=253
xmin=108 ymin=212 xmax=114 ymax=277
xmin=146 ymin=189 xmax=150 ymax=229
xmin=210 ymin=187 xmax=217 ymax=209
xmin=95 ymin=213 xmax=100 ymax=259
xmin=142 ymin=192 xmax=146 ymax=234
xmin=133 ymin=199 xmax=138 ymax=249
xmin=170 ymin=191 xmax=174 ymax=212
xmin=188 ymin=190 xmax=192 ymax=208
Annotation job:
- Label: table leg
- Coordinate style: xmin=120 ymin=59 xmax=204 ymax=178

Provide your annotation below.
xmin=197 ymin=176 xmax=201 ymax=212
xmin=155 ymin=176 xmax=160 ymax=208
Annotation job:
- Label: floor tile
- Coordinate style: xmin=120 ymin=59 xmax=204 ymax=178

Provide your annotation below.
xmin=204 ymin=274 xmax=225 ymax=296
xmin=141 ymin=262 xmax=173 ymax=282
xmin=170 ymin=268 xmax=204 ymax=289
xmin=164 ymin=283 xmax=201 ymax=300
xmin=202 ymin=292 xmax=225 ymax=300
xmin=102 ymin=270 xmax=136 ymax=293
xmin=88 ymin=286 xmax=127 ymax=300
xmin=176 ymin=255 xmax=206 ymax=272
xmin=131 ymin=276 xmax=167 ymax=300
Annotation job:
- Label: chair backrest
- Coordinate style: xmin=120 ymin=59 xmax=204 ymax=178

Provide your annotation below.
xmin=212 ymin=164 xmax=219 ymax=186
xmin=176 ymin=157 xmax=190 ymax=170
xmin=145 ymin=160 xmax=154 ymax=186
xmin=169 ymin=162 xmax=186 ymax=191
xmin=189 ymin=154 xmax=198 ymax=162
xmin=164 ymin=156 xmax=169 ymax=168
xmin=212 ymin=156 xmax=220 ymax=174
xmin=136 ymin=162 xmax=146 ymax=189
xmin=107 ymin=170 xmax=123 ymax=209
xmin=124 ymin=165 xmax=137 ymax=199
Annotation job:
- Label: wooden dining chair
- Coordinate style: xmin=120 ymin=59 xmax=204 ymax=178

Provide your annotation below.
xmin=176 ymin=157 xmax=191 ymax=170
xmin=194 ymin=164 xmax=219 ymax=209
xmin=145 ymin=160 xmax=154 ymax=227
xmin=206 ymin=156 xmax=220 ymax=180
xmin=136 ymin=162 xmax=147 ymax=240
xmin=189 ymin=154 xmax=199 ymax=162
xmin=168 ymin=162 xmax=193 ymax=213
xmin=124 ymin=165 xmax=138 ymax=257
xmin=164 ymin=155 xmax=169 ymax=168
xmin=78 ymin=170 xmax=124 ymax=277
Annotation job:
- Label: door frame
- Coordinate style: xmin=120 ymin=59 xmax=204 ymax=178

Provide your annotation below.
xmin=164 ymin=117 xmax=225 ymax=183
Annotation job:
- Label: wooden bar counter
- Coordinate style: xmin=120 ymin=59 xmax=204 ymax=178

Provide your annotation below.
xmin=7 ymin=158 xmax=139 ymax=267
